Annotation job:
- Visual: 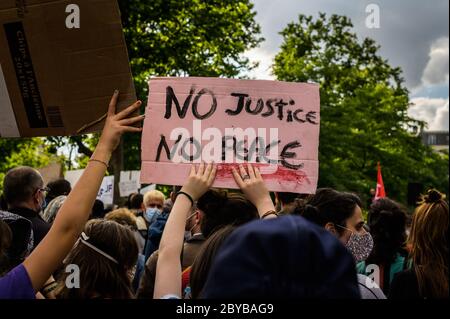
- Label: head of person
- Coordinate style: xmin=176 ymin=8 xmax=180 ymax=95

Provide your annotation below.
xmin=105 ymin=208 xmax=138 ymax=231
xmin=185 ymin=204 xmax=204 ymax=236
xmin=90 ymin=199 xmax=105 ymax=219
xmin=275 ymin=192 xmax=298 ymax=210
xmin=46 ymin=179 xmax=71 ymax=203
xmin=366 ymin=198 xmax=407 ymax=265
xmin=196 ymin=189 xmax=259 ymax=238
xmin=3 ymin=166 xmax=46 ymax=212
xmin=201 ymin=215 xmax=360 ymax=299
xmin=189 ymin=225 xmax=236 ymax=299
xmin=408 ymin=189 xmax=449 ymax=298
xmin=126 ymin=193 xmax=143 ymax=211
xmin=55 ymin=219 xmax=138 ymax=299
xmin=0 ymin=211 xmax=33 ymax=275
xmin=143 ymin=190 xmax=165 ymax=222
xmin=42 ymin=195 xmax=67 ymax=224
xmin=295 ymin=188 xmax=373 ymax=263
xmin=0 ymin=194 xmax=8 ymax=211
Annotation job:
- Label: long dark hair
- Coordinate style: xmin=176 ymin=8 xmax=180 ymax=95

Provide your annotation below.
xmin=294 ymin=188 xmax=361 ymax=235
xmin=55 ymin=219 xmax=138 ymax=299
xmin=366 ymin=198 xmax=407 ymax=265
xmin=190 ymin=225 xmax=236 ymax=299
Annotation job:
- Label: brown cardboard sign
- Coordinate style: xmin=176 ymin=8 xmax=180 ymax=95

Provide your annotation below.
xmin=0 ymin=0 xmax=136 ymax=137
xmin=38 ymin=162 xmax=63 ymax=185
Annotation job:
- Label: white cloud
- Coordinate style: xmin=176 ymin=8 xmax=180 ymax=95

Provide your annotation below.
xmin=242 ymin=47 xmax=276 ymax=80
xmin=421 ymin=37 xmax=449 ymax=86
xmin=409 ymin=97 xmax=449 ymax=131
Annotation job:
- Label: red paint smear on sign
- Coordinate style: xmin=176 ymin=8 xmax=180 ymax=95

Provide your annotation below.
xmin=216 ymin=163 xmax=310 ymax=185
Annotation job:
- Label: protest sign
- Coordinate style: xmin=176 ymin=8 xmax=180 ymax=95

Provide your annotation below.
xmin=65 ymin=169 xmax=114 ymax=205
xmin=139 ymin=184 xmax=156 ymax=195
xmin=141 ymin=77 xmax=320 ymax=194
xmin=97 ymin=176 xmax=114 ymax=205
xmin=0 ymin=0 xmax=135 ymax=137
xmin=119 ymin=170 xmax=141 ymax=197
xmin=64 ymin=169 xmax=84 ymax=188
xmin=38 ymin=162 xmax=63 ymax=185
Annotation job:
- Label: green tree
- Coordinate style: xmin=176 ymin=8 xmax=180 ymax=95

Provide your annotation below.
xmin=273 ymin=13 xmax=448 ymax=204
xmin=119 ymin=0 xmax=263 ymax=169
xmin=49 ymin=0 xmax=263 ymax=201
xmin=0 ymin=138 xmax=58 ymax=192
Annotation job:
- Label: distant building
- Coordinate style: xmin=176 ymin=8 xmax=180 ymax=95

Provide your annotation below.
xmin=420 ymin=131 xmax=449 ymax=152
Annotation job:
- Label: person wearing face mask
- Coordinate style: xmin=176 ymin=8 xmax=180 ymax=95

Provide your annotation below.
xmin=296 ymin=188 xmax=386 ymax=299
xmin=2 ymin=166 xmax=51 ymax=250
xmin=142 ymin=190 xmax=165 ymax=228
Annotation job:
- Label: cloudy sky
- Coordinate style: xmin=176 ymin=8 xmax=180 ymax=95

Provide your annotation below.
xmin=244 ymin=0 xmax=449 ymax=131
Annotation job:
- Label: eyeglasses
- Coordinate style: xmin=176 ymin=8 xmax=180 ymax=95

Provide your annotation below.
xmin=36 ymin=187 xmax=51 ymax=196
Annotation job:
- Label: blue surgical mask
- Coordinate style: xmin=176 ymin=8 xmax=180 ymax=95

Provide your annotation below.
xmin=37 ymin=195 xmax=47 ymax=213
xmin=144 ymin=207 xmax=161 ymax=223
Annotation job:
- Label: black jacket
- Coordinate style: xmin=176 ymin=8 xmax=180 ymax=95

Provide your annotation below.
xmin=8 ymin=207 xmax=51 ymax=249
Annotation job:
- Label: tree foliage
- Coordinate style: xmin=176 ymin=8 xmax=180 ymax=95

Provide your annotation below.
xmin=273 ymin=13 xmax=448 ymax=204
xmin=47 ymin=0 xmax=263 ymax=173
xmin=0 ymin=139 xmax=56 ymax=192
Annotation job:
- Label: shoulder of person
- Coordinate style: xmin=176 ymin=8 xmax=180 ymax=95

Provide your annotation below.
xmin=356 ymin=261 xmax=367 ymax=274
xmin=357 ymin=274 xmax=386 ymax=299
xmin=186 ymin=233 xmax=205 ymax=243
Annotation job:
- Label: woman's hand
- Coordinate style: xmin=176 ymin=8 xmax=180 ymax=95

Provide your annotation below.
xmin=98 ymin=90 xmax=145 ymax=153
xmin=180 ymin=162 xmax=217 ymax=201
xmin=232 ymin=164 xmax=275 ymax=217
xmin=23 ymin=90 xmax=146 ymax=293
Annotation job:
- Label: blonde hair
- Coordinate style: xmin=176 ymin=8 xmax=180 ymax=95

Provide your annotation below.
xmin=408 ymin=189 xmax=449 ymax=298
xmin=105 ymin=208 xmax=137 ymax=230
xmin=143 ymin=190 xmax=165 ymax=207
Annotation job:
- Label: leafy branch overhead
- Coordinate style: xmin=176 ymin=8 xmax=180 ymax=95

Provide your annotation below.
xmin=273 ymin=13 xmax=448 ymax=202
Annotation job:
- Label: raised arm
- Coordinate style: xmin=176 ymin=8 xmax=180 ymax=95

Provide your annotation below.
xmin=154 ymin=163 xmax=216 ymax=299
xmin=23 ymin=91 xmax=144 ymax=291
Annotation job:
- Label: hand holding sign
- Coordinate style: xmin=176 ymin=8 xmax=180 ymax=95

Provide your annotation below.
xmin=180 ymin=162 xmax=217 ymax=201
xmin=232 ymin=164 xmax=275 ymax=217
xmin=98 ymin=90 xmax=144 ymax=153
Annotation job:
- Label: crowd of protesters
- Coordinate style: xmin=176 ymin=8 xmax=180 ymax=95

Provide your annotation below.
xmin=0 ymin=93 xmax=448 ymax=299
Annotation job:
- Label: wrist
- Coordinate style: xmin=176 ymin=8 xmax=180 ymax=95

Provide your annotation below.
xmin=256 ymin=197 xmax=275 ymax=216
xmin=261 ymin=210 xmax=278 ymax=219
xmin=180 ymin=187 xmax=199 ymax=201
xmin=92 ymin=143 xmax=112 ymax=163
xmin=176 ymin=190 xmax=195 ymax=207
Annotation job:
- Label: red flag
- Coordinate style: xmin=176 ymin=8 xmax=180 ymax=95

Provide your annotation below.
xmin=374 ymin=162 xmax=386 ymax=200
